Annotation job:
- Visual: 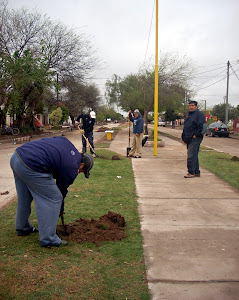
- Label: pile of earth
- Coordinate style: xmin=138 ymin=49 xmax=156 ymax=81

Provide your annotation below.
xmin=96 ymin=126 xmax=110 ymax=132
xmin=57 ymin=212 xmax=126 ymax=245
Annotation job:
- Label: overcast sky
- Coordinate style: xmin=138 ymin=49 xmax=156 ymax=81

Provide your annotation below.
xmin=7 ymin=0 xmax=239 ymax=109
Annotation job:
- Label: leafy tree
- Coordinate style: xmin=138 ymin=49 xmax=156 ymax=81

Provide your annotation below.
xmin=106 ymin=62 xmax=190 ymax=133
xmin=0 ymin=2 xmax=99 ymax=128
xmin=49 ymin=107 xmax=62 ymax=128
xmin=211 ymin=103 xmax=238 ymax=123
xmin=106 ymin=51 xmax=194 ymax=133
xmin=96 ymin=105 xmax=123 ymax=122
xmin=63 ymin=77 xmax=101 ymax=117
xmin=1 ymin=49 xmax=51 ymax=127
xmin=164 ymin=109 xmax=180 ymax=122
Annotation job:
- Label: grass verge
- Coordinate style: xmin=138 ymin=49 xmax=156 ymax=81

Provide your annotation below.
xmin=0 ymin=149 xmax=150 ymax=300
xmin=94 ymin=142 xmax=110 ymax=149
xmin=199 ymin=151 xmax=239 ymax=190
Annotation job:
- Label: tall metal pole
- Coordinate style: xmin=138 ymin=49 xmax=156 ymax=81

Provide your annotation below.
xmin=56 ymin=73 xmax=59 ymax=106
xmin=225 ymin=61 xmax=229 ymax=124
xmin=201 ymin=100 xmax=206 ymax=116
xmin=154 ymin=0 xmax=159 ymax=156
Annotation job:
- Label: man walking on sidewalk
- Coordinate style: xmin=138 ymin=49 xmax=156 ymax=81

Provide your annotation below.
xmin=128 ymin=109 xmax=144 ymax=158
xmin=182 ymin=101 xmax=206 ymax=178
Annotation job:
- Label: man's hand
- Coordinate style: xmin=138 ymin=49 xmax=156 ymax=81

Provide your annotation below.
xmin=136 ymin=133 xmax=139 ymax=137
xmin=75 ymin=121 xmax=79 ymax=125
xmin=59 ymin=211 xmax=65 ymax=217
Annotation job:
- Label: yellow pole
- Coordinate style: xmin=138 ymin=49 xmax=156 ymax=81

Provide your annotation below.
xmin=154 ymin=0 xmax=159 ymax=156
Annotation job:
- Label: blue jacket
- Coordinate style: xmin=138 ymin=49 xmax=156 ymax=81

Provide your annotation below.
xmin=16 ymin=137 xmax=82 ymax=199
xmin=130 ymin=113 xmax=144 ymax=134
xmin=76 ymin=114 xmax=95 ymax=134
xmin=182 ymin=109 xmax=206 ymax=143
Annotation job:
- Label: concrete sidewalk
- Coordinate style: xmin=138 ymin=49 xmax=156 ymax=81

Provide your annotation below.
xmin=109 ymin=128 xmax=239 ymax=300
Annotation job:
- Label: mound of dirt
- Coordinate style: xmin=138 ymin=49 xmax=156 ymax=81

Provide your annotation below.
xmin=96 ymin=126 xmax=110 ymax=132
xmin=57 ymin=212 xmax=126 ymax=245
xmin=112 ymin=155 xmax=120 ymax=160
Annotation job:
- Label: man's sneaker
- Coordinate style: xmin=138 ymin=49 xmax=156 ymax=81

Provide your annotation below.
xmin=41 ymin=240 xmax=68 ymax=248
xmin=195 ymin=173 xmax=200 ymax=177
xmin=134 ymin=155 xmax=141 ymax=158
xmin=184 ymin=173 xmax=195 ymax=178
xmin=59 ymin=240 xmax=68 ymax=246
xmin=17 ymin=227 xmax=38 ymax=236
xmin=92 ymin=153 xmax=96 ymax=158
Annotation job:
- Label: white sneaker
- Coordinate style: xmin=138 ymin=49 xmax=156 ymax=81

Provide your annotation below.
xmin=92 ymin=153 xmax=96 ymax=158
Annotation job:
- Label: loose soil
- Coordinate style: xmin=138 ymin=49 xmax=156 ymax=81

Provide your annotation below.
xmin=96 ymin=126 xmax=110 ymax=132
xmin=57 ymin=211 xmax=126 ymax=245
xmin=112 ymin=155 xmax=121 ymax=160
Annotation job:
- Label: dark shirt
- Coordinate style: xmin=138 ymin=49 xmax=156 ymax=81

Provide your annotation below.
xmin=182 ymin=109 xmax=206 ymax=143
xmin=16 ymin=137 xmax=82 ymax=199
xmin=129 ymin=113 xmax=144 ymax=134
xmin=76 ymin=114 xmax=95 ymax=134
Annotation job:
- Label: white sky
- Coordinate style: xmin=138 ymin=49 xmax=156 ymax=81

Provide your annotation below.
xmin=7 ymin=0 xmax=239 ymax=110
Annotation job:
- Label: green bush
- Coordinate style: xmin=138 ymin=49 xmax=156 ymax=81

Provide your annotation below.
xmin=49 ymin=107 xmax=62 ymax=128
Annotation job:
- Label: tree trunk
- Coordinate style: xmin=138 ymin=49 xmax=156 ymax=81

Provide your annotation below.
xmin=143 ymin=108 xmax=148 ymax=135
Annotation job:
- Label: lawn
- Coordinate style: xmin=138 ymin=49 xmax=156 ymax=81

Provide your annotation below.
xmin=199 ymin=150 xmax=239 ymax=190
xmin=0 ymin=150 xmax=150 ymax=300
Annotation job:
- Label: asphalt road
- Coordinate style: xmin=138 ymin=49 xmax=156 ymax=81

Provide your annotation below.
xmin=154 ymin=126 xmax=239 ymax=157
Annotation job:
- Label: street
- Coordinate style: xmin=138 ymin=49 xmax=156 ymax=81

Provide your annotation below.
xmin=154 ymin=126 xmax=239 ymax=157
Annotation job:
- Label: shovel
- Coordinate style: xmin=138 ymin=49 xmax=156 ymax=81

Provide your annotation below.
xmin=127 ymin=116 xmax=131 ymax=156
xmin=56 ymin=214 xmax=72 ymax=236
xmin=78 ymin=126 xmax=99 ymax=157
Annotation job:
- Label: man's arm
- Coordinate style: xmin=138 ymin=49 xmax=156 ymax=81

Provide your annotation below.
xmin=76 ymin=114 xmax=84 ymax=122
xmin=194 ymin=112 xmax=205 ymax=138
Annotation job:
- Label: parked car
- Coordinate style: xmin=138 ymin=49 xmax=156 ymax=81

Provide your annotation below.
xmin=205 ymin=122 xmax=229 ymax=137
xmin=158 ymin=119 xmax=166 ymax=127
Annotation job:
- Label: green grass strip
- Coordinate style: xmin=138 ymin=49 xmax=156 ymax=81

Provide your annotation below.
xmin=199 ymin=151 xmax=239 ymax=190
xmin=0 ymin=149 xmax=150 ymax=300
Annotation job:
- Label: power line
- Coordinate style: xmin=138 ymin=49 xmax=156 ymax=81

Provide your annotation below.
xmin=196 ymin=69 xmax=226 ymax=86
xmin=194 ymin=66 xmax=239 ymax=92
xmin=193 ymin=65 xmax=226 ymax=76
xmin=195 ymin=76 xmax=227 ymax=91
xmin=230 ymin=64 xmax=239 ymax=80
xmin=143 ymin=0 xmax=155 ymax=65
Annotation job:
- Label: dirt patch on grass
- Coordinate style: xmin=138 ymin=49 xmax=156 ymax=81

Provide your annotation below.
xmin=57 ymin=212 xmax=126 ymax=245
xmin=96 ymin=126 xmax=110 ymax=132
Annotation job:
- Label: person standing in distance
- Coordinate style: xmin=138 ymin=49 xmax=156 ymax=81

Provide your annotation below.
xmin=182 ymin=101 xmax=206 ymax=178
xmin=128 ymin=109 xmax=144 ymax=158
xmin=76 ymin=111 xmax=96 ymax=157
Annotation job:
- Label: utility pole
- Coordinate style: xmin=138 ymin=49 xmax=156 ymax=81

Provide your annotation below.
xmin=225 ymin=61 xmax=229 ymax=124
xmin=153 ymin=0 xmax=158 ymax=156
xmin=56 ymin=73 xmax=60 ymax=106
xmin=184 ymin=90 xmax=187 ymax=118
xmin=201 ymin=100 xmax=206 ymax=117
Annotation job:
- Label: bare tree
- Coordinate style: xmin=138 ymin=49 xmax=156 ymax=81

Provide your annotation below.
xmin=0 ymin=2 xmax=100 ymax=128
xmin=0 ymin=4 xmax=98 ymax=79
xmin=106 ymin=51 xmax=195 ymax=133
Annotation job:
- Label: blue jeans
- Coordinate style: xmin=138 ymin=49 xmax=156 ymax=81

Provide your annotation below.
xmin=10 ymin=152 xmax=63 ymax=247
xmin=187 ymin=137 xmax=203 ymax=175
xmin=82 ymin=131 xmax=94 ymax=154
